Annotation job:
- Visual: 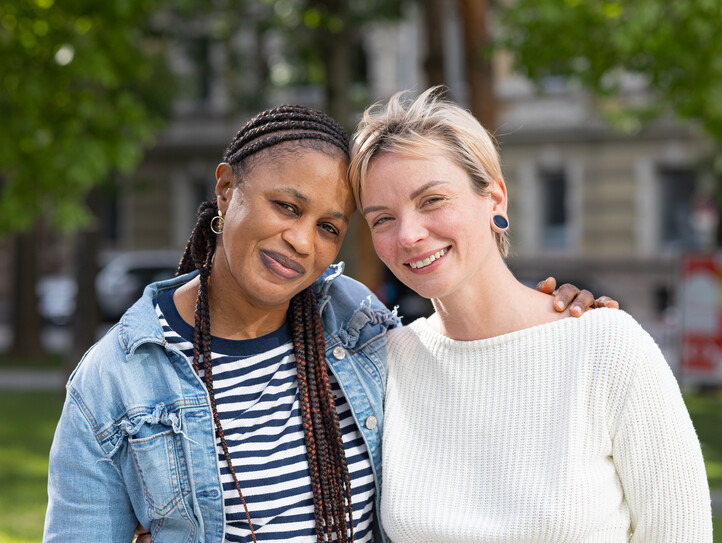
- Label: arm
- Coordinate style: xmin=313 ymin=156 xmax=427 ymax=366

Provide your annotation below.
xmin=612 ymin=335 xmax=712 ymax=542
xmin=536 ymin=276 xmax=620 ymax=316
xmin=44 ymin=392 xmax=137 ymax=542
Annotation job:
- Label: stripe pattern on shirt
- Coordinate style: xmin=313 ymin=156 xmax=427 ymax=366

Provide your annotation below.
xmin=154 ymin=289 xmax=375 ymax=542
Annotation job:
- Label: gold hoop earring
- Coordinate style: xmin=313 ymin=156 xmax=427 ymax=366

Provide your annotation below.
xmin=210 ymin=209 xmax=224 ymax=234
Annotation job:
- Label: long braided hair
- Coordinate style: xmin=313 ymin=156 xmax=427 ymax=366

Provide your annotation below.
xmin=177 ymin=105 xmax=354 ymax=543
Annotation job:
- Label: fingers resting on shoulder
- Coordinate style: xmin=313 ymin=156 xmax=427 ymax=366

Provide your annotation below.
xmin=536 ymin=277 xmax=620 ymax=317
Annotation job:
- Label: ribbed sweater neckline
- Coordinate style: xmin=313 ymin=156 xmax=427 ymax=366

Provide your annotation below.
xmin=406 ymin=307 xmax=615 ymax=351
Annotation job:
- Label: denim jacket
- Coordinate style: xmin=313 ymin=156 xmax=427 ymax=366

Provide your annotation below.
xmin=43 ymin=264 xmax=400 ymax=543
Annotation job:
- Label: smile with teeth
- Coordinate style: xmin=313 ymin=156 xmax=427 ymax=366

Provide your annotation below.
xmin=408 ymin=248 xmax=448 ymax=269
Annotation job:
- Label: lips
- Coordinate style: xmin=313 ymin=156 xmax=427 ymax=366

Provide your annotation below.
xmin=260 ymin=249 xmax=305 ymax=279
xmin=406 ymin=247 xmax=450 ymax=270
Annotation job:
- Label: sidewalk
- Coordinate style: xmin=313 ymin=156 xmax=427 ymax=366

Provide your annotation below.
xmin=0 ymin=369 xmax=65 ymax=390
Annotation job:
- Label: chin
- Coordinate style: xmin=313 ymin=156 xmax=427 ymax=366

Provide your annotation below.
xmin=397 ymin=276 xmax=450 ymax=301
xmin=251 ymin=282 xmax=307 ymax=308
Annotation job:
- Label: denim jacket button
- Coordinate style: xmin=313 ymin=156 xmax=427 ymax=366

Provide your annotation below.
xmin=332 ymin=346 xmax=346 ymax=360
xmin=365 ymin=415 xmax=378 ymax=430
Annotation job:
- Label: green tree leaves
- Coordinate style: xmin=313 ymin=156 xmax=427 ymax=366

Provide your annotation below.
xmin=0 ymin=0 xmax=172 ymax=235
xmin=501 ymin=0 xmax=722 ymax=140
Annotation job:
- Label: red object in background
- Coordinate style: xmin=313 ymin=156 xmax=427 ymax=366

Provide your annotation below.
xmin=680 ymin=253 xmax=722 ymax=384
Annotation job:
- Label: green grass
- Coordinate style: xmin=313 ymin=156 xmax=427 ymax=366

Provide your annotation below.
xmin=686 ymin=392 xmax=722 ymax=491
xmin=0 ymin=388 xmax=719 ymax=541
xmin=0 ymin=391 xmax=64 ymax=543
xmin=686 ymin=390 xmax=722 ymax=542
xmin=0 ymin=353 xmax=64 ymax=370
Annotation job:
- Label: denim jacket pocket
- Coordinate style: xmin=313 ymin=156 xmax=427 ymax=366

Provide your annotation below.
xmin=125 ymin=414 xmax=191 ymax=518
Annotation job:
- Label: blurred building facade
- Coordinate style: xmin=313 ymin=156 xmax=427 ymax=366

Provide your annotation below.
xmin=44 ymin=1 xmax=715 ymax=368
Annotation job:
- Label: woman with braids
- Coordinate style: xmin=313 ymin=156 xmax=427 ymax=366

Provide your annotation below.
xmin=349 ymin=88 xmax=712 ymax=542
xmin=44 ymin=104 xmax=602 ymax=543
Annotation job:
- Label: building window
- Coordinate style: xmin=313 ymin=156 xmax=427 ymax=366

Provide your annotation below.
xmin=175 ymin=37 xmax=212 ymax=105
xmin=658 ymin=167 xmax=717 ymax=249
xmin=539 ymin=168 xmax=569 ymax=248
xmin=193 ymin=178 xmax=211 ymax=209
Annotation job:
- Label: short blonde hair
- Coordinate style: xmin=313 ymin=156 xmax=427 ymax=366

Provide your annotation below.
xmin=349 ymin=87 xmax=509 ymax=256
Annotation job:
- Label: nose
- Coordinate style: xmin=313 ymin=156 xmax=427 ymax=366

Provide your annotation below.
xmin=281 ymin=220 xmax=314 ymax=255
xmin=397 ymin=216 xmax=428 ymax=248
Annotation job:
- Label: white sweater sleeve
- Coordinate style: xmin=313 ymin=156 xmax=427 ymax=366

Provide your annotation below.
xmin=611 ymin=328 xmax=712 ymax=542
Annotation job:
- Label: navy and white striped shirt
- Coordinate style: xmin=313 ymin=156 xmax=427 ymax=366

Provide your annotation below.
xmin=155 ymin=289 xmax=375 ymax=542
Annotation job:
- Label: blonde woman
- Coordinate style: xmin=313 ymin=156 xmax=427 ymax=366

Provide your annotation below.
xmin=349 ymin=88 xmax=712 ymax=542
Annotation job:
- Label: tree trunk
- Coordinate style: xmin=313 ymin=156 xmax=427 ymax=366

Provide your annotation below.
xmin=68 ymin=191 xmax=101 ymax=374
xmin=458 ymin=0 xmax=496 ymax=130
xmin=311 ymin=0 xmax=385 ymax=289
xmin=424 ymin=0 xmax=447 ymax=87
xmin=11 ymin=227 xmax=45 ymax=358
xmin=317 ymin=0 xmax=352 ymax=130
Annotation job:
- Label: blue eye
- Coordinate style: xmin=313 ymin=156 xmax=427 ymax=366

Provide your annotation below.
xmin=423 ymin=196 xmax=444 ymax=206
xmin=372 ymin=216 xmax=392 ymax=228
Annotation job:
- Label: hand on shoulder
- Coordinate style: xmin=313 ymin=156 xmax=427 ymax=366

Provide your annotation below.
xmin=537 ymin=277 xmax=620 ymax=317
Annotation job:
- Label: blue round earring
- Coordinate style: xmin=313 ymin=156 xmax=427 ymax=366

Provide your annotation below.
xmin=492 ymin=214 xmax=509 ymax=231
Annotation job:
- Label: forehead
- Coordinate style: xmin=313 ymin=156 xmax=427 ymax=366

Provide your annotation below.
xmin=367 ymin=148 xmax=462 ymax=180
xmin=249 ymin=146 xmax=347 ymax=179
xmin=361 ymin=149 xmax=472 ymax=205
xmin=243 ymin=148 xmax=354 ymax=212
xmin=241 ymin=140 xmax=348 ymax=176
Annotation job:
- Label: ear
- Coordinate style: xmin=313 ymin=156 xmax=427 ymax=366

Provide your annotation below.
xmin=215 ymin=162 xmax=236 ymax=213
xmin=489 ymin=176 xmax=508 ymax=214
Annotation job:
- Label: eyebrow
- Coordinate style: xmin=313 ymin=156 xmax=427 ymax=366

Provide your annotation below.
xmin=278 ymin=187 xmax=309 ymax=203
xmin=362 ymin=180 xmax=447 ymax=216
xmin=277 ymin=187 xmax=349 ymax=224
xmin=410 ymin=180 xmax=446 ymax=200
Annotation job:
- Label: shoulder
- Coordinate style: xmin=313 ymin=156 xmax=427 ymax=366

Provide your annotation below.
xmin=313 ymin=264 xmax=379 ymax=309
xmin=313 ymin=263 xmax=401 ymax=348
xmin=578 ymin=308 xmax=660 ymax=357
xmin=386 ymin=318 xmax=444 ymax=373
xmin=63 ymin=325 xmax=138 ymax=432
xmin=573 ymin=308 xmax=678 ymax=416
xmin=387 ymin=318 xmax=424 ymax=347
xmin=556 ymin=308 xmax=667 ymax=382
xmin=68 ymin=323 xmax=130 ymax=389
xmin=66 ymin=282 xmax=182 ymax=423
xmin=313 ymin=263 xmax=399 ymax=321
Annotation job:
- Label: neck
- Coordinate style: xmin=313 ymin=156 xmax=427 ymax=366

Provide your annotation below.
xmin=174 ymin=274 xmax=289 ymax=341
xmin=209 ymin=277 xmax=289 ymax=340
xmin=427 ymin=258 xmax=563 ymax=341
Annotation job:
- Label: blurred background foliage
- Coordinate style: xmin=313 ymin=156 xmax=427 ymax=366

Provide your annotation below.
xmin=502 ymin=0 xmax=722 ymax=138
xmin=0 ymin=0 xmax=172 ymax=235
xmin=4 ymin=0 xmax=722 ymax=239
xmin=0 ymin=0 xmax=409 ymax=238
xmin=502 ymin=0 xmax=722 ymax=213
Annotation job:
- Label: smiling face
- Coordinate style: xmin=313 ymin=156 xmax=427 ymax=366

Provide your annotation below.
xmin=213 ymin=147 xmax=354 ymax=312
xmin=362 ymin=150 xmax=507 ymax=301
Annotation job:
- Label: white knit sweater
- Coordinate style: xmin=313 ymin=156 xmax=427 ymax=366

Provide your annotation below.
xmin=380 ymin=309 xmax=712 ymax=542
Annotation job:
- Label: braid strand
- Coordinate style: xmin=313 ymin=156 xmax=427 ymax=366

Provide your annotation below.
xmin=178 ymin=102 xmax=354 ymax=542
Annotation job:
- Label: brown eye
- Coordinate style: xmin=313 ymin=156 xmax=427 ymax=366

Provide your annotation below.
xmin=275 ymin=201 xmax=298 ymax=215
xmin=319 ymin=222 xmax=339 ymax=236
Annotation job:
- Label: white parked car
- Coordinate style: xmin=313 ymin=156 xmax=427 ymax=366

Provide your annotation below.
xmin=37 ymin=275 xmax=77 ymax=326
xmin=95 ymin=250 xmax=181 ymax=321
